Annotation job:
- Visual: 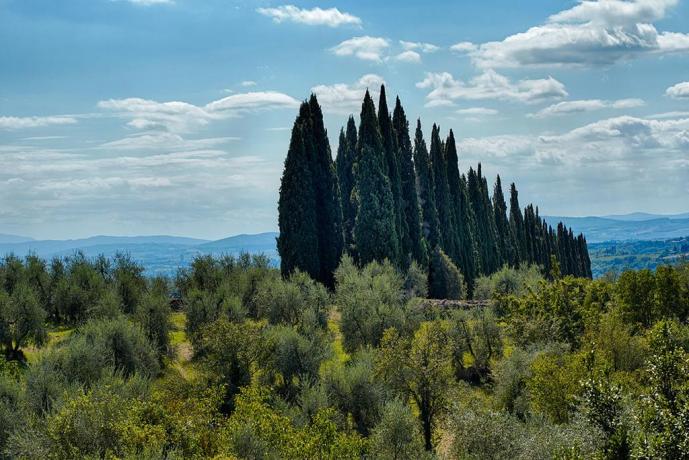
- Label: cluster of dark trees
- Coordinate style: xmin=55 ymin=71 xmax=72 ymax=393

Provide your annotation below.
xmin=278 ymin=87 xmax=591 ymax=292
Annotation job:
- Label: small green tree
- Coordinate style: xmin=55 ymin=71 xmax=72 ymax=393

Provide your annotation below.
xmin=369 ymin=399 xmax=428 ymax=459
xmin=377 ymin=321 xmax=454 ymax=451
xmin=0 ymin=284 xmax=47 ymax=361
xmin=428 ymin=247 xmax=466 ymax=300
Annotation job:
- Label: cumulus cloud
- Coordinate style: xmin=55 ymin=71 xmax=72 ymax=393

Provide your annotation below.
xmin=330 ymin=36 xmax=390 ymax=62
xmin=257 ymin=5 xmax=361 ymax=27
xmin=393 ymin=50 xmax=421 ymax=63
xmin=450 ymin=41 xmax=477 ymax=53
xmin=98 ymin=91 xmax=299 ymax=133
xmin=0 ymin=116 xmax=78 ymax=130
xmin=400 ymin=40 xmax=439 ymax=53
xmin=124 ymin=0 xmax=172 ymax=5
xmin=462 ymin=0 xmax=689 ymax=68
xmin=311 ymin=74 xmax=385 ymax=114
xmin=416 ymin=70 xmax=567 ymax=106
xmin=530 ymin=98 xmax=645 ymax=118
xmin=454 ymin=113 xmax=689 ymax=215
xmin=666 ymin=81 xmax=689 ymax=99
xmin=0 ymin=142 xmax=280 ymax=239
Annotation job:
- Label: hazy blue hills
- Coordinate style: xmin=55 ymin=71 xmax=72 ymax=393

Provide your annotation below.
xmin=544 ymin=213 xmax=689 ymax=243
xmin=2 ymin=211 xmax=689 ymax=277
xmin=0 ymin=233 xmax=278 ymax=277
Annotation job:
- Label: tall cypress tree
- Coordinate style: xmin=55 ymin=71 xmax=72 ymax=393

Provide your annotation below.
xmin=353 ymin=90 xmax=399 ymax=265
xmin=393 ymin=96 xmax=427 ymax=266
xmin=509 ymin=183 xmax=526 ymax=265
xmin=468 ymin=165 xmax=500 ymax=274
xmin=377 ymin=85 xmax=403 ymax=265
xmin=430 ymin=124 xmax=454 ymax=257
xmin=278 ymin=108 xmax=320 ymax=280
xmin=492 ymin=175 xmax=514 ymax=268
xmin=414 ymin=120 xmax=441 ymax=250
xmin=336 ymin=116 xmax=358 ymax=250
xmin=445 ymin=130 xmax=478 ymax=285
xmin=308 ymin=95 xmax=344 ymax=286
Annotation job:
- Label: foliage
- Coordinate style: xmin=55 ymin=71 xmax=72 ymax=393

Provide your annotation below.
xmin=377 ymin=321 xmax=454 ymax=451
xmin=428 ymin=246 xmax=467 ymax=300
xmin=334 ymin=255 xmax=410 ymax=352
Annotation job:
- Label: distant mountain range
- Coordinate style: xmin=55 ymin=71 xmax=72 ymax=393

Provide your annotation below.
xmin=0 ymin=232 xmax=279 ymax=276
xmin=544 ymin=212 xmax=689 ymax=243
xmin=2 ymin=211 xmax=688 ymax=277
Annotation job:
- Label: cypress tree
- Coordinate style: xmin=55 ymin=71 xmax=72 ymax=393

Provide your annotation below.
xmin=468 ymin=165 xmax=500 ymax=274
xmin=336 ymin=116 xmax=358 ymax=250
xmin=353 ymin=90 xmax=399 ymax=265
xmin=393 ymin=96 xmax=427 ymax=266
xmin=509 ymin=183 xmax=526 ymax=265
xmin=492 ymin=175 xmax=515 ymax=267
xmin=378 ymin=85 xmax=403 ymax=265
xmin=430 ymin=124 xmax=454 ymax=256
xmin=445 ymin=130 xmax=478 ymax=286
xmin=308 ymin=95 xmax=344 ymax=286
xmin=278 ymin=109 xmax=320 ymax=280
xmin=413 ymin=120 xmax=441 ymax=249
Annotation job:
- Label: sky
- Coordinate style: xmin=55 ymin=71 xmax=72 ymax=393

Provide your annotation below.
xmin=1 ymin=0 xmax=689 ymax=240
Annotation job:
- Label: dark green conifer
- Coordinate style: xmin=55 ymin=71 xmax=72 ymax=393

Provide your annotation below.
xmin=428 ymin=246 xmax=466 ymax=300
xmin=308 ymin=95 xmax=344 ymax=286
xmin=393 ymin=96 xmax=427 ymax=266
xmin=377 ymin=85 xmax=403 ymax=265
xmin=413 ymin=120 xmax=441 ymax=249
xmin=277 ymin=111 xmax=320 ymax=280
xmin=353 ymin=90 xmax=399 ymax=265
xmin=445 ymin=130 xmax=478 ymax=286
xmin=509 ymin=183 xmax=526 ymax=265
xmin=430 ymin=125 xmax=454 ymax=257
xmin=336 ymin=116 xmax=358 ymax=250
xmin=492 ymin=175 xmax=515 ymax=267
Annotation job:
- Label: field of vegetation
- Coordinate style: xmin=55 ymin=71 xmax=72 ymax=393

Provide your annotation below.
xmin=1 ymin=251 xmax=689 ymax=459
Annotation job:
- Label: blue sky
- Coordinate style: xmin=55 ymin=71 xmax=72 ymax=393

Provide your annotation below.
xmin=1 ymin=0 xmax=689 ymax=240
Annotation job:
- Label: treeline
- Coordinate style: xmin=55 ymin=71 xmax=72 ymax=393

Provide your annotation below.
xmin=278 ymin=87 xmax=591 ymax=293
xmin=2 ymin=251 xmax=687 ymax=458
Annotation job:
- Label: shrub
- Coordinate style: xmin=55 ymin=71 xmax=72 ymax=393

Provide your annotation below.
xmin=428 ymin=247 xmax=466 ymax=300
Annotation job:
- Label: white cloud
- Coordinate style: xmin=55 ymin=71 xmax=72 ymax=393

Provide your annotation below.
xmin=530 ymin=98 xmax=644 ymax=118
xmin=400 ymin=40 xmax=439 ymax=53
xmin=463 ymin=0 xmax=689 ymax=68
xmin=450 ymin=41 xmax=477 ymax=53
xmin=416 ymin=69 xmax=567 ymax=106
xmin=393 ymin=50 xmax=421 ymax=63
xmin=311 ymin=74 xmax=385 ymax=114
xmin=0 ymin=116 xmax=77 ymax=130
xmin=100 ymin=133 xmax=239 ymax=150
xmin=456 ymin=107 xmax=499 ymax=118
xmin=666 ymin=81 xmax=689 ymax=99
xmin=240 ymin=80 xmax=257 ymax=87
xmin=257 ymin=5 xmax=361 ymax=27
xmin=330 ymin=36 xmax=390 ymax=62
xmin=98 ymin=91 xmax=299 ymax=133
xmin=124 ymin=0 xmax=173 ymax=5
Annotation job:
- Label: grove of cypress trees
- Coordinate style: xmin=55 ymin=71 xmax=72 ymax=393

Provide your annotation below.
xmin=353 ymin=90 xmax=399 ymax=265
xmin=393 ymin=96 xmax=427 ymax=266
xmin=413 ymin=120 xmax=441 ymax=249
xmin=277 ymin=110 xmax=320 ymax=280
xmin=279 ymin=86 xmax=592 ymax=291
xmin=336 ymin=116 xmax=358 ymax=250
